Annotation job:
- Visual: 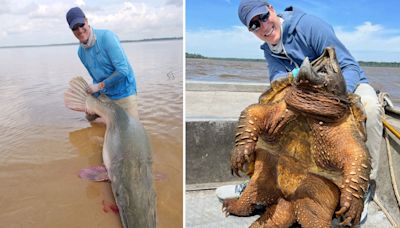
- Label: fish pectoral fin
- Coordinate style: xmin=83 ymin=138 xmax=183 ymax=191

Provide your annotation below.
xmin=79 ymin=166 xmax=110 ymax=182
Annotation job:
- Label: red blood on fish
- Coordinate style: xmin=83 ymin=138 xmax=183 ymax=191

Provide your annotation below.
xmin=154 ymin=172 xmax=167 ymax=181
xmin=110 ymin=204 xmax=119 ymax=213
xmin=102 ymin=200 xmax=119 ymax=214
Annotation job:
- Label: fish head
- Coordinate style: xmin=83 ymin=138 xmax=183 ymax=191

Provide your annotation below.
xmin=294 ymin=47 xmax=347 ymax=99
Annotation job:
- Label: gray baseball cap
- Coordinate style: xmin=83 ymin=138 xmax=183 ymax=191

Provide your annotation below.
xmin=66 ymin=7 xmax=86 ymax=29
xmin=238 ymin=0 xmax=269 ymax=27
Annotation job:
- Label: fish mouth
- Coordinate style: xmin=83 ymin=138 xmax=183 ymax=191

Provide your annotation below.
xmin=85 ymin=97 xmax=100 ymax=115
xmin=85 ymin=108 xmax=96 ymax=115
xmin=264 ymin=25 xmax=274 ymax=37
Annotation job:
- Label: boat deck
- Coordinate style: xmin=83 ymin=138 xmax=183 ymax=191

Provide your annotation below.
xmin=185 ymin=186 xmax=391 ymax=227
xmin=186 ymin=188 xmax=257 ymax=227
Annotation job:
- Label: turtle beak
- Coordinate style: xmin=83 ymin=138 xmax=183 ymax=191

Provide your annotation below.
xmin=296 ymin=50 xmax=347 ymax=100
xmin=296 ymin=57 xmax=324 ymax=85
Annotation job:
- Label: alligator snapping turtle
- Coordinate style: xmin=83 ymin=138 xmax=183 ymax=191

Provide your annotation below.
xmin=222 ymin=47 xmax=371 ymax=227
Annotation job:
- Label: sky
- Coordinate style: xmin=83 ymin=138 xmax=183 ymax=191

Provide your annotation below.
xmin=186 ymin=0 xmax=400 ymax=62
xmin=0 ymin=0 xmax=183 ymax=46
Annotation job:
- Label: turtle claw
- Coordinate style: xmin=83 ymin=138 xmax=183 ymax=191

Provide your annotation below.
xmin=335 ymin=205 xmax=349 ymax=217
xmin=235 ymin=169 xmax=241 ymax=177
xmin=230 ymin=144 xmax=256 ymax=177
xmin=231 ymin=168 xmax=241 ymax=177
xmin=222 ymin=205 xmax=230 ymax=217
xmin=339 ymin=216 xmax=352 ymax=226
xmin=222 ymin=199 xmax=237 ymax=217
xmin=335 ymin=196 xmax=363 ymax=226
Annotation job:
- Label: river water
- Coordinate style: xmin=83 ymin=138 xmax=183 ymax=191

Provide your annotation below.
xmin=0 ymin=40 xmax=182 ymax=227
xmin=187 ymin=58 xmax=400 ymax=106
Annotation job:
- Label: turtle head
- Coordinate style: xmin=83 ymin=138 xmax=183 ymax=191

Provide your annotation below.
xmin=295 ymin=47 xmax=347 ymax=99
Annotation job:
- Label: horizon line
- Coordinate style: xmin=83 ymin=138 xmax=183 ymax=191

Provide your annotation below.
xmin=0 ymin=37 xmax=183 ymax=49
xmin=186 ymin=52 xmax=400 ymax=64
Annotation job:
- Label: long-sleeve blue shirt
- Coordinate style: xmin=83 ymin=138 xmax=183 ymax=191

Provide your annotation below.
xmin=261 ymin=6 xmax=368 ymax=93
xmin=78 ymin=28 xmax=137 ymax=99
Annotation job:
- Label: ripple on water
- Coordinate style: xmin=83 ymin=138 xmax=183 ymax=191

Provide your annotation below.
xmin=139 ymin=79 xmax=183 ymax=141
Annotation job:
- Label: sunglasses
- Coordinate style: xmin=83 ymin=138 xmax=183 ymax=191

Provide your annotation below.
xmin=72 ymin=23 xmax=85 ymax=31
xmin=248 ymin=12 xmax=270 ymax=32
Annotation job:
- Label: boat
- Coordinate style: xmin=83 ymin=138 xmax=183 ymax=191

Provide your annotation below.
xmin=186 ymin=80 xmax=400 ymax=227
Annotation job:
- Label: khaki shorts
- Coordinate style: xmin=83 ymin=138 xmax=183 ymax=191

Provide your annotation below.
xmin=354 ymin=83 xmax=383 ymax=180
xmin=114 ymin=95 xmax=140 ymax=119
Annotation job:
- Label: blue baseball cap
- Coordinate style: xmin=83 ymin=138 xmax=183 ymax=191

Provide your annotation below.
xmin=238 ymin=0 xmax=269 ymax=27
xmin=66 ymin=7 xmax=86 ymax=29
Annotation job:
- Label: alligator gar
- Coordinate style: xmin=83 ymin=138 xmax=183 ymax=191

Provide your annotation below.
xmin=64 ymin=76 xmax=156 ymax=228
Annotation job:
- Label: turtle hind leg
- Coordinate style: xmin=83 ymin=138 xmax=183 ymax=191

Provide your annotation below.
xmin=223 ymin=149 xmax=282 ymax=217
xmin=293 ymin=174 xmax=339 ymax=228
xmin=250 ymin=198 xmax=296 ymax=228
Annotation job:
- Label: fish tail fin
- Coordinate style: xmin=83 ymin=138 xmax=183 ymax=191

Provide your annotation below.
xmin=64 ymin=76 xmax=89 ymax=112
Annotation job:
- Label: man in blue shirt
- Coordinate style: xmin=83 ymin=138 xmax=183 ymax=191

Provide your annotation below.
xmin=217 ymin=0 xmax=383 ymax=225
xmin=66 ymin=7 xmax=139 ymax=119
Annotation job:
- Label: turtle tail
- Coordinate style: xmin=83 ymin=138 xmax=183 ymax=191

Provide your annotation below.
xmin=64 ymin=76 xmax=89 ymax=112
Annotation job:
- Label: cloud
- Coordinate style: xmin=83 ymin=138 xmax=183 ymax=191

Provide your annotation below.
xmin=186 ymin=26 xmax=267 ymax=59
xmin=165 ymin=0 xmax=182 ymax=6
xmin=29 ymin=2 xmax=70 ymax=18
xmin=186 ymin=21 xmax=400 ymax=62
xmin=0 ymin=0 xmax=182 ymax=46
xmin=0 ymin=1 xmax=40 ymax=15
xmin=0 ymin=0 xmax=11 ymax=14
xmin=75 ymin=0 xmax=85 ymax=7
xmin=335 ymin=22 xmax=400 ymax=61
xmin=87 ymin=2 xmax=182 ymax=40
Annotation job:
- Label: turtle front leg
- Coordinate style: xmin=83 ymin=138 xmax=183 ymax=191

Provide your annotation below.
xmin=231 ymin=102 xmax=296 ymax=176
xmin=311 ymin=119 xmax=371 ymax=226
xmin=335 ymin=151 xmax=371 ymax=226
xmin=231 ymin=104 xmax=262 ymax=176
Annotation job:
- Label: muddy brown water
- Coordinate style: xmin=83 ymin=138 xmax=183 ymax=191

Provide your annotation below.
xmin=186 ymin=58 xmax=400 ymax=106
xmin=0 ymin=40 xmax=182 ymax=227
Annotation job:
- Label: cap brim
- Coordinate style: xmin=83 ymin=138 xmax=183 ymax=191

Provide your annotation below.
xmin=69 ymin=17 xmax=85 ymax=29
xmin=246 ymin=6 xmax=268 ymax=27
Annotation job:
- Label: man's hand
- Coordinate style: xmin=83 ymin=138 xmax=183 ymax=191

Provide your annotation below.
xmin=86 ymin=82 xmax=105 ymax=94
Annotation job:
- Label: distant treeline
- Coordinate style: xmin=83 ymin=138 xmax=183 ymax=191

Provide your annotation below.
xmin=123 ymin=37 xmax=182 ymax=43
xmin=186 ymin=53 xmax=264 ymax=62
xmin=358 ymin=61 xmax=400 ymax=68
xmin=0 ymin=37 xmax=183 ymax=49
xmin=186 ymin=52 xmax=400 ymax=67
